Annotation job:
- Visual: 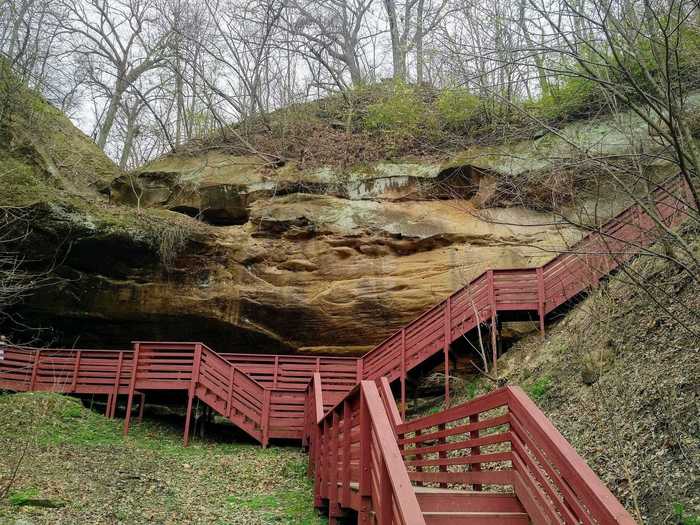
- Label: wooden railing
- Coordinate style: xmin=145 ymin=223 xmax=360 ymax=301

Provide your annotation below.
xmin=507 ymin=386 xmax=636 ymax=525
xmin=396 ymin=386 xmax=637 ymax=525
xmin=307 ymin=379 xmax=426 ymax=525
xmin=358 ymin=175 xmax=691 ymax=401
xmin=0 ymin=345 xmax=135 ymax=420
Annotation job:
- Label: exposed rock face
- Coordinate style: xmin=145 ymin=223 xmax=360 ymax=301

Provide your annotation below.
xmin=6 ymin=72 xmax=681 ymax=354
xmin=27 ymin=153 xmax=578 ymax=355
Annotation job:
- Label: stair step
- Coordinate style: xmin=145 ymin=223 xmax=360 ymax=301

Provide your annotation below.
xmin=417 ymin=491 xmax=523 ymax=513
xmin=422 ymin=511 xmax=530 ymax=525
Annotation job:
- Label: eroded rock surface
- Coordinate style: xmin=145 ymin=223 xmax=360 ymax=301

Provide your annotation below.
xmin=42 ymin=150 xmax=585 ymax=355
xmin=7 ymin=77 xmax=679 ymax=354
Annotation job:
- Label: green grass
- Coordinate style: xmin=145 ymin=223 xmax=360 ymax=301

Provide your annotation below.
xmin=527 ymin=376 xmax=553 ymax=401
xmin=0 ymin=392 xmax=326 ymax=524
xmin=675 ymin=503 xmax=700 ymax=525
xmin=8 ymin=487 xmax=39 ymax=506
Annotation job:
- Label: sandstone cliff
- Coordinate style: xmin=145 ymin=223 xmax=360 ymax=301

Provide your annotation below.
xmin=1 ymin=68 xmax=683 ymax=354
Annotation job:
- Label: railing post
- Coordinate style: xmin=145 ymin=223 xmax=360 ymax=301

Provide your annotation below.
xmin=443 ymin=296 xmax=451 ymax=406
xmin=470 ymin=413 xmax=482 ymax=491
xmin=321 ymin=418 xmax=330 ymax=500
xmin=29 ymin=349 xmax=41 ymax=391
xmin=488 ymin=270 xmax=498 ymax=375
xmin=328 ymin=410 xmax=341 ymax=523
xmin=400 ymin=328 xmax=406 ymax=419
xmin=438 ymin=422 xmax=447 ymax=488
xmin=342 ymin=399 xmax=352 ymax=507
xmin=415 ymin=428 xmax=424 ymax=487
xmin=359 ymin=386 xmax=372 ymax=524
xmin=226 ymin=366 xmax=235 ymax=418
xmin=537 ymin=266 xmax=545 ymax=338
xmin=273 ymin=355 xmax=279 ymax=388
xmin=313 ymin=407 xmax=323 ymax=506
xmin=313 ymin=372 xmax=324 ymax=421
xmin=71 ymin=350 xmax=81 ymax=392
xmin=356 ymin=359 xmax=363 ymax=382
xmin=110 ymin=351 xmax=123 ymax=419
xmin=261 ymin=389 xmax=271 ymax=448
xmin=183 ymin=343 xmax=202 ymax=447
xmin=123 ymin=343 xmax=141 ymax=436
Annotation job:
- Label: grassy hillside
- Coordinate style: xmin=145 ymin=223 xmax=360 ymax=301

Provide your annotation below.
xmin=0 ymin=393 xmax=324 ymax=525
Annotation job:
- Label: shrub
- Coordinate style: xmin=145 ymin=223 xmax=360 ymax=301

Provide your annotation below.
xmin=364 ymin=82 xmax=428 ymax=136
xmin=436 ymin=88 xmax=483 ymax=130
xmin=527 ymin=75 xmax=601 ymax=122
xmin=528 ymin=376 xmax=553 ymax=400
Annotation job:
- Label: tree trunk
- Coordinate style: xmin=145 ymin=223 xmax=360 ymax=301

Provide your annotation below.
xmin=97 ymin=77 xmax=125 ymax=150
xmin=383 ymin=0 xmax=405 ymax=80
xmin=118 ymin=106 xmax=139 ymax=170
xmin=415 ymin=0 xmax=425 ymax=84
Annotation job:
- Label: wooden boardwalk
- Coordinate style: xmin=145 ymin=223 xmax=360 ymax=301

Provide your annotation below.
xmin=0 ymin=176 xmax=690 ymax=523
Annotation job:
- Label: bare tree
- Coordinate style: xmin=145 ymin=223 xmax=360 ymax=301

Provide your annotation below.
xmin=283 ymin=0 xmax=375 ymax=87
xmin=58 ymin=0 xmax=172 ymax=149
xmin=383 ymin=0 xmax=450 ymax=81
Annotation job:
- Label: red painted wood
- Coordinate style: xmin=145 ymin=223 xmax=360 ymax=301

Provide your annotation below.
xmin=401 ymin=328 xmax=406 ymax=419
xmin=123 ymin=343 xmax=140 ymax=437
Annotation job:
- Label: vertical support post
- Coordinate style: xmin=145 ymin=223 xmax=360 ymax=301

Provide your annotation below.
xmin=490 ymin=320 xmax=498 ymax=376
xmin=358 ymin=385 xmax=371 ymax=524
xmin=321 ymin=418 xmax=330 ymax=500
xmin=438 ymin=422 xmax=447 ymax=488
xmin=470 ymin=413 xmax=482 ymax=491
xmin=316 ymin=357 xmax=320 ymax=373
xmin=415 ymin=428 xmax=424 ymax=487
xmin=29 ymin=350 xmax=41 ymax=390
xmin=379 ymin=458 xmax=392 ymax=524
xmin=488 ymin=270 xmax=498 ymax=376
xmin=137 ymin=392 xmax=145 ymax=423
xmin=328 ymin=411 xmax=341 ymax=523
xmin=110 ymin=351 xmax=123 ymax=419
xmin=71 ymin=350 xmax=81 ymax=392
xmin=400 ymin=328 xmax=406 ymax=419
xmin=537 ymin=266 xmax=545 ymax=338
xmin=342 ymin=399 xmax=352 ymax=507
xmin=356 ymin=359 xmax=363 ymax=382
xmin=183 ymin=344 xmax=203 ymax=447
xmin=261 ymin=389 xmax=271 ymax=448
xmin=106 ymin=394 xmax=113 ymax=417
xmin=443 ymin=296 xmax=452 ymax=406
xmin=226 ymin=365 xmax=235 ymax=418
xmin=273 ymin=356 xmax=279 ymax=388
xmin=123 ymin=343 xmax=141 ymax=437
xmin=302 ymin=386 xmax=310 ymax=451
xmin=313 ymin=410 xmax=323 ymax=506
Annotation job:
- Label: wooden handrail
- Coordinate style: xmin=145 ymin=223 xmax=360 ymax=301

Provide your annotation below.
xmin=360 ymin=381 xmax=426 ymax=525
xmin=312 ymin=372 xmax=324 ymax=423
xmin=506 ymin=386 xmax=637 ymax=524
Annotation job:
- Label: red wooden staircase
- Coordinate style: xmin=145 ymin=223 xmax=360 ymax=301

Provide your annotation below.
xmin=304 ymin=377 xmax=637 ymax=524
xmin=0 ymin=176 xmax=692 ymax=523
